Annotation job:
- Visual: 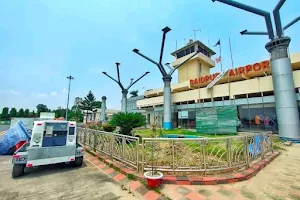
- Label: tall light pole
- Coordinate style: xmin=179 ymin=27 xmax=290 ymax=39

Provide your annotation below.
xmin=66 ymin=76 xmax=74 ymax=121
xmin=102 ymin=63 xmax=149 ymax=113
xmin=212 ymin=0 xmax=300 ymax=141
xmin=133 ymin=26 xmax=201 ymax=130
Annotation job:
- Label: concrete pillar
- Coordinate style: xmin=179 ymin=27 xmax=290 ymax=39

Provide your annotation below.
xmin=121 ymin=90 xmax=128 ymax=113
xmin=265 ymin=37 xmax=300 ymax=140
xmin=163 ymin=75 xmax=173 ymax=129
xmin=101 ymin=96 xmax=107 ymax=122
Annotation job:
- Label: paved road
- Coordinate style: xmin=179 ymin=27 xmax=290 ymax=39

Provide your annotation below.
xmin=0 ymin=125 xmax=10 ymax=133
xmin=0 ymin=156 xmax=139 ymax=200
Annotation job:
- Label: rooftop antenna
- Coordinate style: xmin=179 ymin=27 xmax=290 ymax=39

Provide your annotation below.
xmin=212 ymin=0 xmax=300 ymax=141
xmin=133 ymin=26 xmax=200 ymax=129
xmin=102 ymin=63 xmax=149 ymax=113
xmin=193 ymin=29 xmax=201 ymax=41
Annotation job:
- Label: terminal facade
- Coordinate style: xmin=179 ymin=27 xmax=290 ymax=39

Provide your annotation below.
xmin=134 ymin=40 xmax=300 ymax=133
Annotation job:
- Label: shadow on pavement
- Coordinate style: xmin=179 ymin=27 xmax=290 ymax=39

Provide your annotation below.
xmin=15 ymin=161 xmax=89 ymax=179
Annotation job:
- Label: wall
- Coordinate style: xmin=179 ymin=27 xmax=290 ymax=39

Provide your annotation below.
xmin=137 ymin=70 xmax=300 ymax=108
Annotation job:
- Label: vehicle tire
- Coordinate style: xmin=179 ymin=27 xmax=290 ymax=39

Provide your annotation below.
xmin=73 ymin=156 xmax=83 ymax=167
xmin=12 ymin=164 xmax=25 ymax=178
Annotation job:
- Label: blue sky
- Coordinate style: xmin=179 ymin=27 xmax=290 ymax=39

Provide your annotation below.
xmin=0 ymin=0 xmax=299 ymax=111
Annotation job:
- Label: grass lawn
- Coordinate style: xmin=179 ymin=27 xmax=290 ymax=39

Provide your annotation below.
xmin=133 ymin=128 xmax=236 ymax=139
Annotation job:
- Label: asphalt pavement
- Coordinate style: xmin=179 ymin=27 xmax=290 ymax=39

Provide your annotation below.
xmin=0 ymin=156 xmax=139 ymax=200
xmin=0 ymin=125 xmax=10 ymax=133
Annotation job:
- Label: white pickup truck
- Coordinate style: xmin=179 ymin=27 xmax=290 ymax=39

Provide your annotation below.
xmin=11 ymin=120 xmax=84 ymax=178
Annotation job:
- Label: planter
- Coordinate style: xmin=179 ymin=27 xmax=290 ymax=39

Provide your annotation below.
xmin=144 ymin=171 xmax=163 ymax=188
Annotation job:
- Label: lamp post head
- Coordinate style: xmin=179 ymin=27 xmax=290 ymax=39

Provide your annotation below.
xmin=133 ymin=49 xmax=139 ymax=53
xmin=102 ymin=72 xmax=107 ymax=75
xmin=240 ymin=30 xmax=248 ymax=35
xmin=146 ymin=71 xmax=150 ymax=74
xmin=116 ymin=62 xmax=120 ymax=66
xmin=162 ymin=26 xmax=171 ymax=33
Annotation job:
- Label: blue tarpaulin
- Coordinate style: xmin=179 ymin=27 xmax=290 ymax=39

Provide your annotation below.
xmin=0 ymin=121 xmax=31 ymax=154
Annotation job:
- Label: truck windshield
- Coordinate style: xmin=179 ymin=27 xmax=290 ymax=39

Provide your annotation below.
xmin=45 ymin=123 xmax=68 ymax=137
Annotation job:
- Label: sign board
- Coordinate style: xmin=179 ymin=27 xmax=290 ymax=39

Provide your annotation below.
xmin=190 ymin=60 xmax=270 ymax=87
xmin=40 ymin=112 xmax=55 ymax=119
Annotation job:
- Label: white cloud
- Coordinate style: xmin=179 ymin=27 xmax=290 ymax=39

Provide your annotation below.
xmin=62 ymin=88 xmax=68 ymax=93
xmin=50 ymin=91 xmax=58 ymax=96
xmin=32 ymin=93 xmax=47 ymax=98
xmin=9 ymin=90 xmax=21 ymax=95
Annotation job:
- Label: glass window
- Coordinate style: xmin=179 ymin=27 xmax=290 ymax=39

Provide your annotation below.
xmin=238 ymin=105 xmax=250 ymax=132
xmin=45 ymin=122 xmax=68 ymax=137
xmin=69 ymin=127 xmax=75 ymax=135
xmin=190 ymin=46 xmax=195 ymax=53
xmin=185 ymin=48 xmax=191 ymax=55
xmin=249 ymin=104 xmax=265 ymax=131
xmin=188 ymin=111 xmax=196 ymax=129
xmin=176 ymin=50 xmax=185 ymax=58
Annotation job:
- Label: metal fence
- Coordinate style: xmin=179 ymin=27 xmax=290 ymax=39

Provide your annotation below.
xmin=141 ymin=131 xmax=273 ymax=173
xmin=77 ymin=128 xmax=140 ymax=169
xmin=77 ymin=128 xmax=272 ymax=174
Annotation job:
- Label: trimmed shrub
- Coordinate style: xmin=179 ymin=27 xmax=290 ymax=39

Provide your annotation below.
xmin=102 ymin=123 xmax=116 ymax=132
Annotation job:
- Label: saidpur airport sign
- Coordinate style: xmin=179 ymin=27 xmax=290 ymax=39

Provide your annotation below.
xmin=190 ymin=60 xmax=270 ymax=86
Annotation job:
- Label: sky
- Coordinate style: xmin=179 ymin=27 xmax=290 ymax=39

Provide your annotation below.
xmin=0 ymin=0 xmax=299 ymax=112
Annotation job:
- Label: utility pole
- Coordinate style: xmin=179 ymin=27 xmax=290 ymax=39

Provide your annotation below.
xmin=102 ymin=63 xmax=149 ymax=113
xmin=66 ymin=76 xmax=74 ymax=121
xmin=133 ymin=27 xmax=200 ymax=130
xmin=212 ymin=0 xmax=300 ymax=141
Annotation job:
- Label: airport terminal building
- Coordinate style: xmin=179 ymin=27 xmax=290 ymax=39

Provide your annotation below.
xmin=135 ymin=40 xmax=300 ymax=133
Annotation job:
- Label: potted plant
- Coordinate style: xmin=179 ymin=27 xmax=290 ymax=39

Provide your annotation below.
xmin=144 ymin=117 xmax=163 ymax=188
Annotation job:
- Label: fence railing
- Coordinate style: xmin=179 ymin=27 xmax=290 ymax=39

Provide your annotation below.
xmin=77 ymin=128 xmax=140 ymax=169
xmin=141 ymin=131 xmax=273 ymax=173
xmin=77 ymin=128 xmax=272 ymax=174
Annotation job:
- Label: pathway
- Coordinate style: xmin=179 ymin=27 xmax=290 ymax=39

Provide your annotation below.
xmin=161 ymin=144 xmax=300 ymax=200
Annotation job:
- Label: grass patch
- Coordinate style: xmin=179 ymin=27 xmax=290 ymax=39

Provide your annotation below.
xmin=133 ymin=128 xmax=236 ymax=139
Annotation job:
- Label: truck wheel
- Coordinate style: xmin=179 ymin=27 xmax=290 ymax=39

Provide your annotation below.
xmin=12 ymin=164 xmax=25 ymax=178
xmin=73 ymin=156 xmax=83 ymax=167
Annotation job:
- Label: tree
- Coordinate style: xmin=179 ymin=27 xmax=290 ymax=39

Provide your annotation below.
xmin=54 ymin=108 xmax=66 ymax=118
xmin=24 ymin=109 xmax=29 ymax=117
xmin=110 ymin=113 xmax=146 ymax=136
xmin=0 ymin=107 xmax=10 ymax=121
xmin=9 ymin=108 xmax=17 ymax=118
xmin=93 ymin=101 xmax=102 ymax=108
xmin=36 ymin=104 xmax=48 ymax=117
xmin=79 ymin=91 xmax=97 ymax=123
xmin=68 ymin=110 xmax=83 ymax=122
xmin=130 ymin=90 xmax=139 ymax=97
xmin=18 ymin=108 xmax=24 ymax=117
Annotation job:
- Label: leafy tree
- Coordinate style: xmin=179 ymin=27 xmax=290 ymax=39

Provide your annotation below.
xmin=55 ymin=108 xmax=66 ymax=118
xmin=93 ymin=101 xmax=102 ymax=108
xmin=0 ymin=107 xmax=10 ymax=121
xmin=36 ymin=104 xmax=48 ymax=117
xmin=24 ymin=109 xmax=29 ymax=117
xmin=130 ymin=90 xmax=139 ymax=97
xmin=68 ymin=110 xmax=83 ymax=122
xmin=109 ymin=113 xmax=146 ymax=136
xmin=18 ymin=108 xmax=24 ymax=117
xmin=79 ymin=91 xmax=97 ymax=123
xmin=9 ymin=108 xmax=17 ymax=118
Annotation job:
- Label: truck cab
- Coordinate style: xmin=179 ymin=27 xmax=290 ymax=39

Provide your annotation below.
xmin=12 ymin=120 xmax=84 ymax=178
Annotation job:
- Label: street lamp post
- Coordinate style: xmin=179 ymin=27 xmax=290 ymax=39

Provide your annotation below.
xmin=133 ymin=26 xmax=201 ymax=130
xmin=212 ymin=0 xmax=300 ymax=140
xmin=102 ymin=63 xmax=149 ymax=113
xmin=66 ymin=76 xmax=74 ymax=121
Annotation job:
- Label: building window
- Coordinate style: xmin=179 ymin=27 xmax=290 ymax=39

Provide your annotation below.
xmin=176 ymin=46 xmax=196 ymax=59
xmin=198 ymin=45 xmax=209 ymax=57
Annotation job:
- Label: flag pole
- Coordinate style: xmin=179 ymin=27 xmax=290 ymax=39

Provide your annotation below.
xmin=228 ymin=38 xmax=234 ymax=105
xmin=219 ymin=41 xmax=223 ymax=71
